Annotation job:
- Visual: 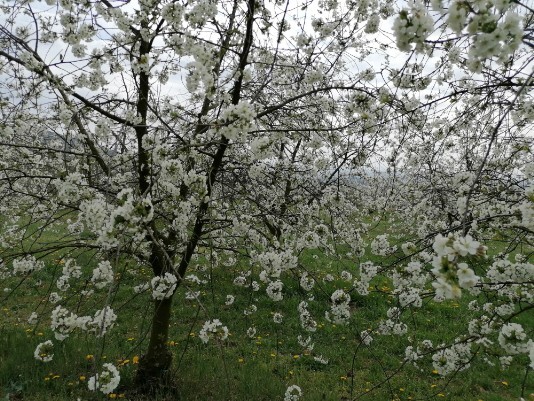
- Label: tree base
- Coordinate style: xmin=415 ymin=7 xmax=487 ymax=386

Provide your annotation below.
xmin=134 ymin=349 xmax=174 ymax=394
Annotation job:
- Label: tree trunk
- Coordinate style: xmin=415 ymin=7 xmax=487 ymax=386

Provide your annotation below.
xmin=135 ymin=296 xmax=173 ymax=390
xmin=135 ymin=244 xmax=175 ymax=391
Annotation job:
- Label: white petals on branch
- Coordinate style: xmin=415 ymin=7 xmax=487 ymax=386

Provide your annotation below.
xmin=91 ymin=260 xmax=114 ymax=289
xmin=199 ymin=319 xmax=229 ymax=344
xmin=151 ymin=273 xmax=178 ymax=300
xmin=88 ymin=363 xmax=120 ymax=395
xmin=34 ymin=340 xmax=54 ymax=362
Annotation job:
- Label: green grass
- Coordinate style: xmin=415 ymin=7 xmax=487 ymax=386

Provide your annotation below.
xmin=0 ymin=216 xmax=533 ymax=401
xmin=1 ymin=255 xmax=533 ymax=401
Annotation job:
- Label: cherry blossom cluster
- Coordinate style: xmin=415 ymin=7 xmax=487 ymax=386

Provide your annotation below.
xmin=88 ymin=363 xmax=121 ymax=395
xmin=50 ymin=305 xmax=117 ymax=341
xmin=430 ymin=233 xmax=486 ymax=300
xmin=151 ymin=272 xmax=178 ymax=300
xmin=199 ymin=319 xmax=229 ymax=344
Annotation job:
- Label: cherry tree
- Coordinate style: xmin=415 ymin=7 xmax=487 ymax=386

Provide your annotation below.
xmin=0 ymin=0 xmax=532 ymax=397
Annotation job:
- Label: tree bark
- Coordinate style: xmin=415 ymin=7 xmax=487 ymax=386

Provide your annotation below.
xmin=134 ymin=243 xmax=175 ymax=390
xmin=134 ymin=296 xmax=173 ymax=390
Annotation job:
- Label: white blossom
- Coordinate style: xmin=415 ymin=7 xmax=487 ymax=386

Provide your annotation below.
xmin=199 ymin=319 xmax=229 ymax=344
xmin=284 ymin=385 xmax=302 ymax=401
xmin=88 ymin=363 xmax=120 ymax=394
xmin=151 ymin=273 xmax=178 ymax=300
xmin=34 ymin=340 xmax=54 ymax=362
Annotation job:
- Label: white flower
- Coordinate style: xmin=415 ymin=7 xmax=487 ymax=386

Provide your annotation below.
xmin=500 ymin=355 xmax=513 ymax=368
xmin=432 ymin=277 xmax=461 ymax=301
xmin=298 ymin=335 xmax=314 ymax=351
xmin=243 ymin=304 xmax=257 ymax=316
xmin=151 ymin=273 xmax=178 ymax=300
xmin=447 ymin=1 xmax=468 ymax=33
xmin=246 ymin=326 xmax=257 ymax=338
xmin=199 ymin=319 xmax=229 ymax=344
xmin=431 ymin=342 xmax=472 ymax=376
xmin=225 ymin=295 xmax=235 ymax=305
xmin=91 ymin=260 xmax=114 ymax=289
xmin=404 ymin=345 xmax=421 ymax=362
xmin=50 ymin=305 xmax=78 ymax=341
xmin=13 ymin=255 xmax=44 ymax=275
xmin=360 ymin=330 xmax=373 ymax=345
xmin=313 ymin=355 xmax=329 ymax=364
xmin=365 ymin=13 xmax=380 ymax=33
xmin=34 ymin=340 xmax=54 ymax=362
xmin=326 ymin=289 xmax=351 ymax=325
xmin=498 ymin=323 xmax=528 ymax=354
xmin=85 ymin=306 xmax=117 ymax=337
xmin=88 ymin=363 xmax=120 ymax=394
xmin=298 ymin=301 xmax=317 ymax=332
xmin=393 ymin=2 xmax=434 ymax=52
xmin=49 ymin=292 xmax=62 ymax=304
xmin=233 ymin=275 xmax=246 ymax=286
xmin=133 ymin=282 xmax=150 ymax=294
xmin=300 ymin=272 xmax=315 ymax=291
xmin=433 ymin=234 xmax=452 ymax=256
xmin=266 ymin=280 xmax=283 ymax=301
xmin=185 ymin=290 xmax=200 ymax=300
xmin=273 ymin=312 xmax=283 ymax=324
xmin=452 ymin=235 xmax=480 ymax=256
xmin=28 ymin=312 xmax=38 ymax=325
xmin=457 ymin=263 xmax=479 ymax=288
xmin=340 ymin=270 xmax=353 ymax=281
xmin=323 ymin=273 xmax=334 ymax=282
xmin=284 ymin=385 xmax=302 ymax=401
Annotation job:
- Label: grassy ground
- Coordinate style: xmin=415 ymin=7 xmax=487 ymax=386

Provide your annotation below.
xmin=0 ymin=219 xmax=532 ymax=401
